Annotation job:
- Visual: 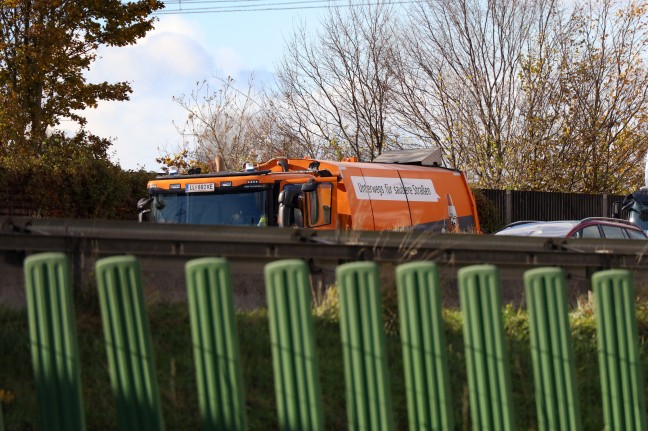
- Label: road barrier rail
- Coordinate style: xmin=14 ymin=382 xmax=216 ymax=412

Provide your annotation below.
xmin=3 ymin=216 xmax=648 ymax=308
xmin=3 ymin=216 xmax=648 ymax=267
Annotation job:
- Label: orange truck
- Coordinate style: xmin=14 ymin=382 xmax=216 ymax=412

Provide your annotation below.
xmin=138 ymin=149 xmax=480 ymax=233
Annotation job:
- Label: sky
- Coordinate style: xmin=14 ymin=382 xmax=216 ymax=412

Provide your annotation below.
xmin=74 ymin=1 xmax=328 ymax=171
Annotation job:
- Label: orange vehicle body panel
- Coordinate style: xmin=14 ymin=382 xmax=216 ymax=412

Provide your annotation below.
xmin=145 ymin=156 xmax=480 ymax=233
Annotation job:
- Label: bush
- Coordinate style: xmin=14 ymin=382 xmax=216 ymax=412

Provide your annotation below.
xmin=0 ymin=132 xmax=154 ymax=220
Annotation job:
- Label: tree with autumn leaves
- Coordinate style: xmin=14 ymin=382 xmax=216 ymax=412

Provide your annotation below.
xmin=0 ymin=0 xmax=163 ymax=153
xmin=390 ymin=0 xmax=648 ymax=193
xmin=0 ymin=0 xmax=163 ymax=218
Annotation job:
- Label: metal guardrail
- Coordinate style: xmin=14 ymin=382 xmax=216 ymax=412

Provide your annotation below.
xmin=2 ymin=216 xmax=648 ymax=267
xmin=2 ymin=216 xmax=648 ymax=308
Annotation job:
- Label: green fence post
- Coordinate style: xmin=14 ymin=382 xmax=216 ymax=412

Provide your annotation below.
xmin=524 ymin=267 xmax=581 ymax=431
xmin=336 ymin=261 xmax=394 ymax=431
xmin=185 ymin=257 xmax=247 ymax=431
xmin=592 ymin=269 xmax=646 ymax=430
xmin=95 ymin=255 xmax=163 ymax=431
xmin=396 ymin=261 xmax=453 ymax=431
xmin=23 ymin=252 xmax=85 ymax=431
xmin=265 ymin=259 xmax=324 ymax=431
xmin=458 ymin=264 xmax=515 ymax=431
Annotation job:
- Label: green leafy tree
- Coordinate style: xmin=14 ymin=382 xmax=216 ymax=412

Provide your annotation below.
xmin=0 ymin=0 xmax=164 ymax=154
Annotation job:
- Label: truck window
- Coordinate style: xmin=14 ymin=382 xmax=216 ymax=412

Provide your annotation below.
xmin=150 ymin=188 xmax=270 ymax=226
xmin=305 ymin=183 xmax=333 ymax=227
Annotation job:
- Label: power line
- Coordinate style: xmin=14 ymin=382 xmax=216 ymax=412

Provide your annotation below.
xmin=158 ymin=0 xmax=353 ymax=13
xmin=162 ymin=0 xmax=326 ymax=4
xmin=155 ymin=0 xmax=418 ymax=15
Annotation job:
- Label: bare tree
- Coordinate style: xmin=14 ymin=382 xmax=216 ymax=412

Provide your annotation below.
xmin=161 ymin=72 xmax=321 ymax=173
xmin=165 ymin=75 xmax=273 ymax=171
xmin=274 ymin=1 xmax=403 ymax=161
xmin=247 ymin=93 xmax=306 ymax=162
xmin=166 ymin=0 xmax=647 ymax=193
xmin=174 ymin=76 xmax=257 ymax=170
xmin=395 ymin=0 xmax=647 ymax=192
xmin=395 ymin=0 xmax=552 ymax=185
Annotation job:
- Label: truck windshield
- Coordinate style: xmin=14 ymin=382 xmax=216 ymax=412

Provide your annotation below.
xmin=628 ymin=202 xmax=648 ymax=232
xmin=150 ymin=189 xmax=269 ymax=226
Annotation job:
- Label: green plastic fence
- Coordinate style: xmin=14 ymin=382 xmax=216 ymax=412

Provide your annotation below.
xmin=95 ymin=255 xmax=164 ymax=431
xmin=18 ymin=253 xmax=648 ymax=431
xmin=336 ymin=261 xmax=394 ymax=431
xmin=592 ymin=269 xmax=647 ymax=430
xmin=458 ymin=264 xmax=515 ymax=431
xmin=265 ymin=259 xmax=324 ymax=431
xmin=23 ymin=252 xmax=85 ymax=431
xmin=185 ymin=257 xmax=247 ymax=431
xmin=524 ymin=267 xmax=581 ymax=431
xmin=395 ymin=261 xmax=453 ymax=430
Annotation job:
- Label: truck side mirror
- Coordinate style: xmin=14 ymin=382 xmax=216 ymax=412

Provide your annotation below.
xmin=611 ymin=201 xmax=621 ymax=219
xmin=277 ymin=187 xmax=303 ymax=227
xmin=278 ymin=191 xmax=289 ymax=227
xmin=138 ymin=197 xmax=152 ymax=210
xmin=301 ymin=179 xmax=318 ymax=192
xmin=137 ymin=197 xmax=153 ymax=222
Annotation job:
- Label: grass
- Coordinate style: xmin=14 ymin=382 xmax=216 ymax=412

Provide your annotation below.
xmin=2 ymin=290 xmax=648 ymax=430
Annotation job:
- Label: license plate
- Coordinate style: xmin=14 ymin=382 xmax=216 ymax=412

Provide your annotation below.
xmin=186 ymin=183 xmax=215 ymax=193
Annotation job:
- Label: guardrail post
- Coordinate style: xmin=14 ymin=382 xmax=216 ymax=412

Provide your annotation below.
xmin=95 ymin=255 xmax=163 ymax=431
xmin=265 ymin=259 xmax=324 ymax=431
xmin=592 ymin=269 xmax=646 ymax=430
xmin=505 ymin=189 xmax=512 ymax=225
xmin=185 ymin=257 xmax=247 ymax=431
xmin=458 ymin=264 xmax=515 ymax=430
xmin=524 ymin=267 xmax=581 ymax=431
xmin=24 ymin=252 xmax=85 ymax=431
xmin=337 ymin=261 xmax=394 ymax=431
xmin=396 ymin=261 xmax=453 ymax=430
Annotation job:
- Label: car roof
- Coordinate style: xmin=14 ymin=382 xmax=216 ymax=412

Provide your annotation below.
xmin=494 ymin=217 xmax=646 ymax=238
xmin=494 ymin=220 xmax=579 ymax=237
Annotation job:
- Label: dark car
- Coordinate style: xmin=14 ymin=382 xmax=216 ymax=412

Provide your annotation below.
xmin=494 ymin=217 xmax=648 ymax=239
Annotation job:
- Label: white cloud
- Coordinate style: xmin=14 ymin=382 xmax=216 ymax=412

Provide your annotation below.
xmin=152 ymin=15 xmax=204 ymax=40
xmin=82 ymin=95 xmax=186 ymax=170
xmin=61 ymin=7 xmax=323 ymax=171
xmin=70 ymin=15 xmax=253 ymax=171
